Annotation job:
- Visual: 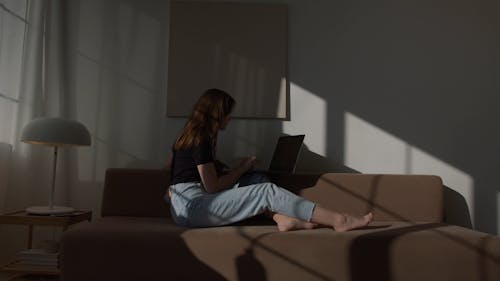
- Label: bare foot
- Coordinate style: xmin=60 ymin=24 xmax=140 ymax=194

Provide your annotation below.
xmin=273 ymin=213 xmax=317 ymax=232
xmin=333 ymin=212 xmax=373 ymax=232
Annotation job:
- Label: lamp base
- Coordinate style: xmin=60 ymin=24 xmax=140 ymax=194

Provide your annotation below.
xmin=26 ymin=206 xmax=75 ymax=215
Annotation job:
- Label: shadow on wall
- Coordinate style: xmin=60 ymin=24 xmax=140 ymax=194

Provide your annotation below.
xmin=297 ymin=144 xmax=359 ymax=174
xmin=444 ymin=185 xmax=473 ymax=229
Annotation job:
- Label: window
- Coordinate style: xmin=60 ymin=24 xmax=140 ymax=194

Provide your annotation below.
xmin=0 ymin=0 xmax=28 ymax=145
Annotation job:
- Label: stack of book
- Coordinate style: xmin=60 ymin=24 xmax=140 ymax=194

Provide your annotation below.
xmin=16 ymin=248 xmax=59 ymax=267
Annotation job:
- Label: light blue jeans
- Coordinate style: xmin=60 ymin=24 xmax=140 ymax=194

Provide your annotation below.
xmin=166 ymin=172 xmax=316 ymax=227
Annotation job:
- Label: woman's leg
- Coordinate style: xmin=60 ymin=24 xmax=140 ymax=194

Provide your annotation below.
xmin=310 ymin=205 xmax=373 ymax=232
xmin=183 ymin=182 xmax=372 ymax=231
xmin=270 ymin=212 xmax=317 ymax=231
xmin=185 ymin=182 xmax=315 ymax=227
xmin=260 ymin=209 xmax=317 ymax=231
xmin=266 ymin=208 xmax=372 ymax=232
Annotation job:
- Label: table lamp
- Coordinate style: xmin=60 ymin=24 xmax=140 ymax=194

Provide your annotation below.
xmin=20 ymin=117 xmax=91 ymax=215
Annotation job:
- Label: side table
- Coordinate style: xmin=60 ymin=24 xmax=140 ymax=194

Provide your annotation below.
xmin=0 ymin=210 xmax=92 ymax=277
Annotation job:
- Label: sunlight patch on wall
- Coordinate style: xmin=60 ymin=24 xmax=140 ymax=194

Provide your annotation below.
xmin=345 ymin=112 xmax=475 ymax=224
xmin=282 ymin=83 xmax=326 ymax=156
xmin=345 ymin=112 xmax=406 ymax=173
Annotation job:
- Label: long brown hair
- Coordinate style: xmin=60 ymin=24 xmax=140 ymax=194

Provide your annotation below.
xmin=174 ymin=89 xmax=235 ymax=150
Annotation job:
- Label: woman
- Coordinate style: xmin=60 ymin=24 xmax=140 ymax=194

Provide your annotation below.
xmin=166 ymin=88 xmax=373 ymax=231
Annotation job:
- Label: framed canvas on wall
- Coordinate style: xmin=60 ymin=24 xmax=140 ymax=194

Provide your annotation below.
xmin=167 ymin=2 xmax=289 ymax=119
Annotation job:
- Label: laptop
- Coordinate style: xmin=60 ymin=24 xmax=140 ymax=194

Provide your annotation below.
xmin=256 ymin=134 xmax=305 ymax=173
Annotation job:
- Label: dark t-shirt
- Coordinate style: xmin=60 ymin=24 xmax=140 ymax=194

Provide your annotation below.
xmin=171 ymin=138 xmax=215 ymax=185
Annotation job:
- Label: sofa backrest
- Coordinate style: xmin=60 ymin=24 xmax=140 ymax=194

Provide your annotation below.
xmin=101 ymin=168 xmax=171 ymax=217
xmin=272 ymin=173 xmax=444 ymax=222
xmin=102 ymin=169 xmax=444 ymax=222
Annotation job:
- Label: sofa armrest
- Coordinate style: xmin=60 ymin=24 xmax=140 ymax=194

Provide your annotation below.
xmin=101 ymin=168 xmax=171 ymax=218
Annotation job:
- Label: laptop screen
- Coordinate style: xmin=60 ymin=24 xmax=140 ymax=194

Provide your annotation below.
xmin=268 ymin=135 xmax=305 ymax=173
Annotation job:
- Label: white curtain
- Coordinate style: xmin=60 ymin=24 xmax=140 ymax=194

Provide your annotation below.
xmin=0 ymin=0 xmax=67 ymax=266
xmin=0 ymin=143 xmax=10 ymax=213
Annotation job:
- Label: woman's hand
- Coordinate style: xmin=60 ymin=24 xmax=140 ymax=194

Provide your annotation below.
xmin=240 ymin=156 xmax=257 ymax=171
xmin=198 ymin=156 xmax=257 ymax=194
xmin=215 ymin=160 xmax=231 ymax=175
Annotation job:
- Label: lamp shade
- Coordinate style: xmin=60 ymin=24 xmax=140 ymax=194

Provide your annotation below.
xmin=21 ymin=117 xmax=91 ymax=147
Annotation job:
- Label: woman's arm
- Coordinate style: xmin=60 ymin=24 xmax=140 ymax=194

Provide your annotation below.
xmin=164 ymin=153 xmax=173 ymax=170
xmin=197 ymin=157 xmax=256 ymax=194
xmin=214 ymin=159 xmax=231 ymax=175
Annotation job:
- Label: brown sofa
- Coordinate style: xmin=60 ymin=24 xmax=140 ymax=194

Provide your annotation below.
xmin=60 ymin=168 xmax=500 ymax=281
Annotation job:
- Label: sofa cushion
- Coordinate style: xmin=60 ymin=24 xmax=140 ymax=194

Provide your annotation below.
xmin=60 ymin=217 xmax=500 ymax=281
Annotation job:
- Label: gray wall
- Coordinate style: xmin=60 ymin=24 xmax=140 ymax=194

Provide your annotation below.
xmin=65 ymin=0 xmax=500 ymax=234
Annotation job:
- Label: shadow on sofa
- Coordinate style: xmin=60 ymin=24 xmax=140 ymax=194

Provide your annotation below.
xmin=349 ymin=222 xmax=500 ymax=281
xmin=60 ymin=216 xmax=229 ymax=280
